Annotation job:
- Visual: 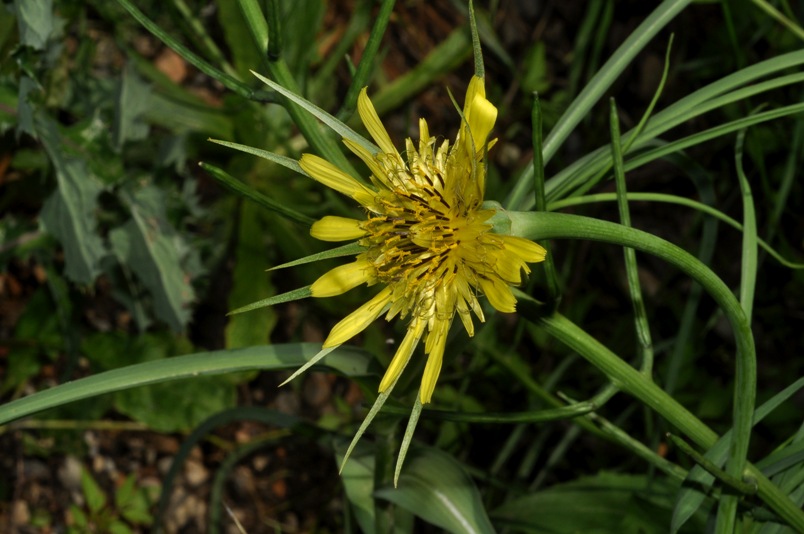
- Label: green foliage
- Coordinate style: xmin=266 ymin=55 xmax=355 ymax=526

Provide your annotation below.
xmin=493 ymin=472 xmax=704 ymax=533
xmin=67 ymin=466 xmax=153 ymax=534
xmin=2 ymin=0 xmax=803 ymax=532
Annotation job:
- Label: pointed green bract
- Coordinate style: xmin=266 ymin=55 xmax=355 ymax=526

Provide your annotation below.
xmin=199 ymin=161 xmax=314 ymax=226
xmin=228 ymin=286 xmax=312 ymax=316
xmin=250 ymin=70 xmax=379 ymax=155
xmin=468 ymin=0 xmax=484 ymax=79
xmin=395 ymin=394 xmax=424 ymax=487
xmin=339 ymin=390 xmax=392 ymax=474
xmin=268 ymin=242 xmax=365 ymax=271
xmin=208 ymin=139 xmax=304 ymax=173
xmin=278 ymin=344 xmax=339 ymax=387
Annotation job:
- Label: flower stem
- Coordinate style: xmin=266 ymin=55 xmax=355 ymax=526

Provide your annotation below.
xmin=507 ymin=210 xmax=802 ymax=530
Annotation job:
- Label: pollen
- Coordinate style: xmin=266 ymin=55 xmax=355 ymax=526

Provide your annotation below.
xmin=301 ymin=76 xmax=546 ymax=404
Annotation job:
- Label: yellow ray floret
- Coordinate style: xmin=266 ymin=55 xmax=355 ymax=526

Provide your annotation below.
xmin=310 ymin=216 xmax=367 ymax=242
xmin=299 ymin=75 xmax=546 ymax=405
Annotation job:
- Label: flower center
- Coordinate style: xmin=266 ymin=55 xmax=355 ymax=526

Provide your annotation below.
xmin=358 ymin=160 xmax=494 ymax=320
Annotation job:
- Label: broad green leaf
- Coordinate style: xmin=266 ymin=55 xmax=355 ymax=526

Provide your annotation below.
xmin=375 ymin=447 xmax=495 ymax=534
xmin=0 ymin=343 xmax=378 ymax=426
xmin=116 ymin=374 xmax=235 ymax=432
xmin=144 ymin=92 xmax=234 ymax=138
xmin=493 ymin=473 xmax=701 ymax=533
xmin=81 ymin=332 xmax=229 ymax=432
xmin=337 ymin=442 xmax=417 ymax=534
xmin=16 ymin=76 xmax=36 ymax=136
xmin=110 ymin=185 xmax=195 ymax=332
xmin=37 ymin=117 xmax=105 ymax=285
xmin=14 ymin=0 xmax=54 ymax=50
xmin=338 ymin=446 xmax=377 ymax=534
xmin=114 ymin=64 xmax=151 ymax=150
xmin=521 ymin=41 xmax=550 ymax=94
xmin=225 ymin=202 xmax=277 ymax=349
xmin=215 ymin=0 xmax=263 ymax=80
xmin=80 ymin=467 xmax=107 ymax=514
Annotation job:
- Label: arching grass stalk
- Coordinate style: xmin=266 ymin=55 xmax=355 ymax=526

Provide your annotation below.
xmin=505 ymin=210 xmax=803 ymax=531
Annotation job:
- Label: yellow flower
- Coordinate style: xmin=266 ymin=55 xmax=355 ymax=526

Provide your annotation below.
xmin=301 ymin=76 xmax=546 ymax=404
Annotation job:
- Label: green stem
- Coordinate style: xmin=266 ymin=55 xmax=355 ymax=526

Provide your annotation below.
xmin=505 ymin=211 xmax=802 ymax=530
xmin=236 ymin=0 xmax=359 ymax=176
xmin=533 ymin=311 xmax=801 ymax=530
xmin=531 ymin=93 xmax=561 ymax=310
xmin=751 ymin=0 xmax=804 ymax=41
xmin=115 ymin=0 xmax=252 ymax=98
xmin=505 ymin=0 xmax=692 ymax=209
xmin=666 ymin=433 xmax=757 ymax=495
xmin=339 ymin=0 xmax=395 ymax=119
xmin=609 ymin=99 xmax=654 ymax=375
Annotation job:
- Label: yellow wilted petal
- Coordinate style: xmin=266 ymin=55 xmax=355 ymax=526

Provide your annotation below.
xmin=463 ymin=76 xmax=486 ymax=117
xmin=310 ymin=216 xmax=367 ymax=241
xmin=343 ymin=138 xmax=392 ymax=189
xmin=488 ymin=250 xmax=526 ymax=285
xmin=299 ymin=154 xmax=376 ymax=206
xmin=311 ymin=260 xmax=374 ymax=298
xmin=466 ymin=95 xmax=498 ymax=151
xmin=477 ymin=275 xmax=517 ymax=313
xmin=357 ymin=88 xmax=397 ymax=156
xmin=420 ymin=318 xmax=450 ymax=404
xmin=323 ymin=286 xmax=393 ymax=347
xmin=500 ymin=235 xmax=547 ymax=263
xmin=378 ymin=319 xmax=426 ymax=393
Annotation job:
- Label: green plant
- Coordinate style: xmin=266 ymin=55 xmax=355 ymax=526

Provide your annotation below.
xmin=2 ymin=0 xmax=803 ymax=532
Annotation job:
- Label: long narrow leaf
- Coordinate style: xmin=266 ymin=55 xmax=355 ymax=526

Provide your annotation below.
xmin=199 ymin=161 xmax=314 ymax=226
xmin=0 ymin=344 xmax=378 ymax=426
xmin=250 ymin=70 xmax=378 ymax=155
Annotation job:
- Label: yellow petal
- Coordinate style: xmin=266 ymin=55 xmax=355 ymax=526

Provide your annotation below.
xmin=500 ymin=235 xmax=547 ymax=263
xmin=310 ymin=216 xmax=367 ymax=241
xmin=476 ymin=275 xmax=517 ymax=313
xmin=378 ymin=319 xmax=426 ymax=393
xmin=311 ymin=259 xmax=374 ymax=298
xmin=357 ymin=88 xmax=397 ymax=156
xmin=466 ymin=94 xmax=498 ymax=152
xmin=299 ymin=154 xmax=377 ymax=206
xmin=323 ymin=286 xmax=393 ymax=347
xmin=463 ymin=76 xmax=486 ymax=116
xmin=420 ymin=318 xmax=450 ymax=404
xmin=343 ymin=138 xmax=393 ymax=189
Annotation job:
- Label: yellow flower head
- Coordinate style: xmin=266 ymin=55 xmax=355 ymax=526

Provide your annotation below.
xmin=300 ymin=76 xmax=546 ymax=404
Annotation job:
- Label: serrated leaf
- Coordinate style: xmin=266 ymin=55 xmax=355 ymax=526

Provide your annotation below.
xmin=80 ymin=467 xmax=107 ymax=514
xmin=114 ymin=64 xmax=151 ymax=149
xmin=115 ymin=374 xmax=235 ymax=432
xmin=375 ymin=447 xmax=495 ymax=534
xmin=115 ymin=474 xmax=137 ymax=509
xmin=110 ymin=185 xmax=195 ymax=331
xmin=14 ymin=0 xmax=54 ymax=50
xmin=37 ymin=117 xmax=105 ymax=285
xmin=16 ymin=76 xmax=36 ymax=137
